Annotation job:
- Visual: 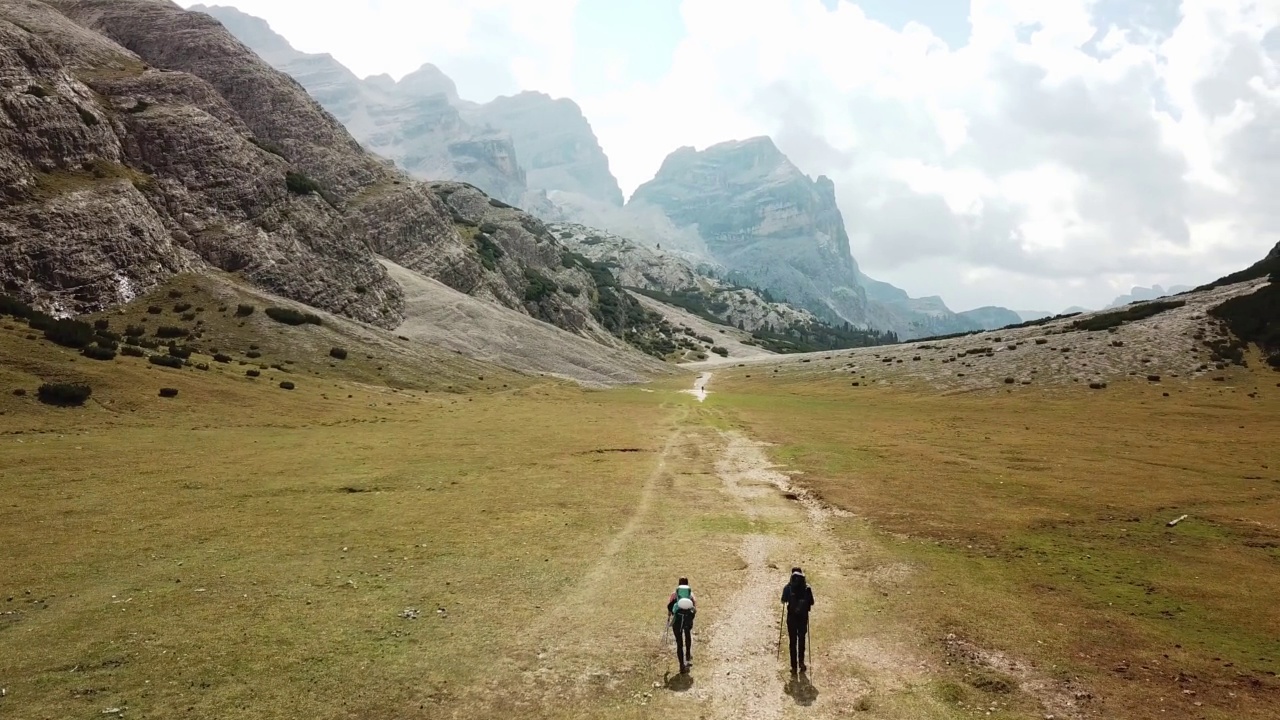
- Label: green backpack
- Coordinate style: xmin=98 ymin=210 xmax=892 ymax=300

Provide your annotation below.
xmin=673 ymin=585 xmax=695 ymax=615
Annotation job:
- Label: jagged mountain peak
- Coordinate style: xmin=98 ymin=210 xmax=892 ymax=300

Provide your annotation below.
xmin=395 ymin=62 xmax=457 ymax=101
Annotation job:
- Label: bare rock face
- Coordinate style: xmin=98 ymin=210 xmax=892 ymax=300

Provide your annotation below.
xmin=1 ymin=0 xmax=401 ymax=322
xmin=193 ymin=3 xmax=528 ymax=206
xmin=463 ymin=92 xmax=624 ymax=207
xmin=1 ymin=0 xmax=662 ymax=356
xmin=629 ymin=137 xmax=994 ymax=340
xmin=551 ymin=223 xmax=817 ymax=333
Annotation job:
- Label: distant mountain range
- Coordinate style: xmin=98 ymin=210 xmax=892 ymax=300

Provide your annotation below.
xmin=195 ymin=4 xmax=1027 ymax=340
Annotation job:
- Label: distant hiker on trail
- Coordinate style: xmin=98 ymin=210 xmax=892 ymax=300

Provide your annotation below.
xmin=667 ymin=577 xmax=697 ymax=673
xmin=781 ymin=567 xmax=814 ymax=675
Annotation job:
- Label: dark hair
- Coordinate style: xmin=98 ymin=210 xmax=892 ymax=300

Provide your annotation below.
xmin=791 ymin=567 xmax=802 ymax=574
xmin=678 ymin=577 xmax=689 ymax=585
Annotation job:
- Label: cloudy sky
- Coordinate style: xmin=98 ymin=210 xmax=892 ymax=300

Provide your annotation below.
xmin=181 ymin=0 xmax=1280 ymax=313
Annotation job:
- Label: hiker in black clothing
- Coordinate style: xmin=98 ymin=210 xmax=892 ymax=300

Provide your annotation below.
xmin=781 ymin=567 xmax=814 ymax=674
xmin=667 ymin=577 xmax=697 ymax=673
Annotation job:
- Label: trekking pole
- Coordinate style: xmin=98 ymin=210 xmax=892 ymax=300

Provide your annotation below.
xmin=776 ymin=606 xmax=784 ymax=660
xmin=807 ymin=621 xmax=813 ymax=676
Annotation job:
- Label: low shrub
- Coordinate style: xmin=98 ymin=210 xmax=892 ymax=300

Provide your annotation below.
xmin=13 ymin=388 xmax=27 ymax=396
xmin=711 ymin=346 xmax=729 ymax=357
xmin=124 ymin=324 xmax=145 ymax=337
xmin=147 ymin=306 xmax=163 ymax=315
xmin=93 ymin=319 xmax=110 ymax=331
xmin=1073 ymin=299 xmax=1186 ymax=332
xmin=329 ymin=347 xmax=348 ymax=360
xmin=154 ymin=326 xmax=189 ymax=339
xmin=246 ymin=369 xmax=261 ymax=377
xmin=168 ymin=289 xmax=184 ymax=299
xmin=246 ymin=350 xmax=262 ymax=359
xmin=195 ymin=363 xmax=209 ymax=371
xmin=213 ymin=353 xmax=233 ymax=363
xmin=235 ymin=304 xmax=255 ymax=317
xmin=173 ymin=302 xmax=192 ymax=313
xmin=181 ymin=312 xmax=196 ymax=322
xmin=285 ymin=171 xmax=322 ymax=196
xmin=488 ymin=198 xmax=512 ymax=209
xmin=149 ymin=354 xmax=184 ymax=369
xmin=37 ymin=382 xmax=92 ymax=407
xmin=81 ymin=345 xmax=117 ymax=361
xmin=43 ymin=318 xmax=95 ymax=348
xmin=120 ymin=345 xmax=146 ymax=358
xmin=0 ymin=293 xmax=34 ymax=319
xmin=264 ymin=307 xmax=322 ymax=326
xmin=279 ymin=381 xmax=296 ymax=390
xmin=523 ymin=269 xmax=558 ymax=302
xmin=158 ymin=388 xmax=179 ymax=398
xmin=168 ymin=345 xmax=192 ymax=360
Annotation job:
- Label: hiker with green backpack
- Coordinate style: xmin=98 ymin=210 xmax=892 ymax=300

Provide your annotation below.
xmin=666 ymin=577 xmax=697 ymax=673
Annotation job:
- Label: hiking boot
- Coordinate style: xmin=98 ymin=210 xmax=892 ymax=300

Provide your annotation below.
xmin=790 ymin=666 xmax=798 ymax=676
xmin=800 ymin=665 xmax=808 ymax=674
xmin=680 ymin=663 xmax=689 ymax=674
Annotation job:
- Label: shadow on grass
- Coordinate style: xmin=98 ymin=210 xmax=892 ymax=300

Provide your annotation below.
xmin=785 ymin=675 xmax=819 ymax=706
xmin=663 ymin=670 xmax=694 ymax=692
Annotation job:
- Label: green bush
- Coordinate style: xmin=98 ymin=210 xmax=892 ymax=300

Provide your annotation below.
xmin=81 ymin=345 xmax=117 ymax=361
xmin=37 ymin=382 xmax=91 ymax=407
xmin=173 ymin=302 xmax=192 ymax=313
xmin=246 ymin=369 xmax=261 ymax=378
xmin=13 ymin=388 xmax=26 ymax=397
xmin=523 ymin=269 xmax=558 ymax=303
xmin=168 ymin=289 xmax=184 ymax=299
xmin=149 ymin=354 xmax=184 ymax=369
xmin=168 ymin=345 xmax=192 ymax=360
xmin=181 ymin=312 xmax=196 ymax=322
xmin=93 ymin=319 xmax=110 ymax=331
xmin=213 ymin=353 xmax=233 ymax=363
xmin=285 ymin=171 xmax=323 ymax=196
xmin=120 ymin=345 xmax=146 ymax=358
xmin=147 ymin=305 xmax=163 ymax=314
xmin=329 ymin=347 xmax=348 ymax=360
xmin=43 ymin=318 xmax=95 ymax=348
xmin=124 ymin=324 xmax=145 ymax=337
xmin=488 ymin=198 xmax=512 ymax=209
xmin=264 ymin=307 xmax=322 ymax=326
xmin=711 ymin=346 xmax=729 ymax=357
xmin=475 ymin=233 xmax=504 ymax=271
xmin=0 ymin=293 xmax=33 ymax=319
xmin=158 ymin=388 xmax=179 ymax=398
xmin=279 ymin=381 xmax=296 ymax=390
xmin=235 ymin=304 xmax=256 ymax=317
xmin=1073 ymin=300 xmax=1186 ymax=332
xmin=155 ymin=326 xmax=189 ymax=339
xmin=246 ymin=350 xmax=262 ymax=359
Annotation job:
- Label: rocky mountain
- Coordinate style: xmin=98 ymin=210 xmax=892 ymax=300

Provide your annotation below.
xmin=1105 ymin=284 xmax=1192 ymax=309
xmin=957 ymin=306 xmax=1025 ymax=331
xmin=0 ymin=0 xmax=673 ymax=360
xmin=196 ymin=5 xmax=619 ymax=210
xmin=191 ymin=4 xmax=530 ymax=206
xmin=628 ymin=138 xmax=994 ymax=340
xmin=461 ymin=93 xmax=623 ymax=206
xmin=552 ymin=223 xmax=817 ymax=333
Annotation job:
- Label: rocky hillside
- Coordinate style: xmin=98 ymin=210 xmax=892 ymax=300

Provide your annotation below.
xmin=199 ymin=5 xmax=619 ymax=210
xmin=0 ymin=0 xmax=672 ymax=362
xmin=552 ymin=222 xmax=817 ymax=332
xmin=1105 ymin=284 xmax=1193 ymax=309
xmin=191 ymin=3 xmax=530 ymax=207
xmin=628 ymin=137 xmax=996 ymax=340
xmin=461 ymin=92 xmax=623 ymax=207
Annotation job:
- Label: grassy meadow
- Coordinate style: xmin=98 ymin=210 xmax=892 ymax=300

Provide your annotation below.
xmin=708 ymin=364 xmax=1280 ymax=720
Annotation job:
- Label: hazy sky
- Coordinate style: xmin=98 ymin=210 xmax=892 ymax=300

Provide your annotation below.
xmin=181 ymin=0 xmax=1280 ymax=313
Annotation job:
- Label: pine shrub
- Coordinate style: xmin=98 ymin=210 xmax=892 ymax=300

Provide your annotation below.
xmin=149 ymin=354 xmax=184 ymax=369
xmin=81 ymin=345 xmax=117 ymax=361
xmin=329 ymin=347 xmax=348 ymax=360
xmin=37 ymin=382 xmax=92 ymax=406
xmin=264 ymin=307 xmax=322 ymax=326
xmin=158 ymin=388 xmax=179 ymax=398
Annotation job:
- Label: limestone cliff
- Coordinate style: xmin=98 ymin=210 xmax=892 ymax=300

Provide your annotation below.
xmin=0 ymin=0 xmax=669 ymax=356
xmin=462 ymin=92 xmax=623 ymax=207
xmin=192 ymin=4 xmax=529 ymax=205
xmin=629 ymin=137 xmax=998 ymax=340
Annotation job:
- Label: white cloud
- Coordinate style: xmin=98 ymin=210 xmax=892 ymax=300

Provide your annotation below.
xmin=574 ymin=0 xmax=1280 ymax=310
xmin=186 ymin=0 xmax=1280 ymax=311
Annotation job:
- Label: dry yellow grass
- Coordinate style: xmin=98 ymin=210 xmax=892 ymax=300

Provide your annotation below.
xmin=710 ymin=363 xmax=1280 ymax=720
